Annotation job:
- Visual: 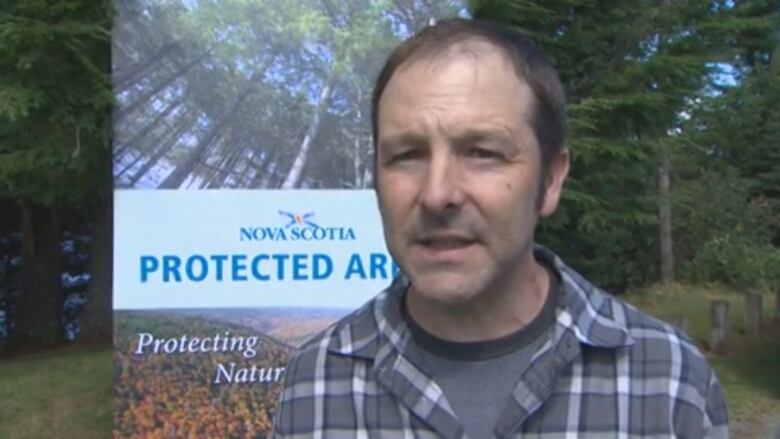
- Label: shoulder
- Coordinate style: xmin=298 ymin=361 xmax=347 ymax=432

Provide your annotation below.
xmin=567 ymin=272 xmax=717 ymax=396
xmin=614 ymin=294 xmax=713 ymax=389
xmin=562 ymin=265 xmax=728 ymax=434
xmin=546 ymin=246 xmax=714 ymax=392
xmin=273 ymin=295 xmax=384 ymax=436
xmin=280 ymin=288 xmax=388 ymax=390
xmin=544 ymin=246 xmax=727 ymax=432
xmin=607 ymin=294 xmax=728 ymax=436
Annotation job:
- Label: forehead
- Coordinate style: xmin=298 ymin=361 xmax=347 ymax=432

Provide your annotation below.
xmin=386 ymin=41 xmax=520 ymax=95
xmin=377 ymin=46 xmax=535 ymax=140
xmin=393 ymin=36 xmax=514 ymax=74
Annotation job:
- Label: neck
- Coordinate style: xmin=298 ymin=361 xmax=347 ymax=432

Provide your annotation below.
xmin=405 ymin=251 xmax=551 ymax=342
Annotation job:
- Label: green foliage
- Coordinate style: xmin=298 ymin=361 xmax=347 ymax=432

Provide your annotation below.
xmin=0 ymin=0 xmax=111 ymax=209
xmin=672 ymin=0 xmax=780 ymax=286
xmin=473 ymin=0 xmax=714 ymax=289
xmin=688 ymin=68 xmax=780 ymax=243
xmin=681 ymin=235 xmax=780 ymax=288
xmin=673 ymin=164 xmax=773 ymax=239
xmin=473 ymin=0 xmax=780 ymax=290
xmin=674 ymin=74 xmax=780 ymax=288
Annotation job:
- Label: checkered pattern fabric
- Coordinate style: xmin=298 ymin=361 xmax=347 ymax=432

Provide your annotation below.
xmin=273 ymin=247 xmax=728 ymax=438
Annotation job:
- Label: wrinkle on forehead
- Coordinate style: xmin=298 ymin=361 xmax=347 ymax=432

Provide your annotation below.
xmin=397 ymin=39 xmax=514 ymax=78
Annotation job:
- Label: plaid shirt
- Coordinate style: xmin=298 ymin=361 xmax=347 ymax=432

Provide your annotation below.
xmin=273 ymin=247 xmax=728 ymax=438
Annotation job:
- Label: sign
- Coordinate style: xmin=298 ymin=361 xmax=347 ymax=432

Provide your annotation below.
xmin=112 ymin=0 xmax=468 ymax=436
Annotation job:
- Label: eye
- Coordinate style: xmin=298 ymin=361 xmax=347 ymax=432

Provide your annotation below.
xmin=466 ymin=147 xmax=502 ymax=161
xmin=387 ymin=149 xmax=424 ymax=164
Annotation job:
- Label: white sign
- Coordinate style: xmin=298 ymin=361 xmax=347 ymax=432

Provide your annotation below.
xmin=114 ymin=190 xmax=394 ymax=310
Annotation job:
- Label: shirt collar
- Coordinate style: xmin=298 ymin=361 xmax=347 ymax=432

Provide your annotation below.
xmin=537 ymin=245 xmax=634 ymax=349
xmin=327 ymin=245 xmax=634 ymax=360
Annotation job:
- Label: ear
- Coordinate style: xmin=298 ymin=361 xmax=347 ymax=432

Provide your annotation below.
xmin=539 ymin=148 xmax=570 ymax=218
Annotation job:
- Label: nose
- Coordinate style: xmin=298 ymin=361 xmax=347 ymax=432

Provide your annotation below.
xmin=419 ymin=151 xmax=464 ymax=213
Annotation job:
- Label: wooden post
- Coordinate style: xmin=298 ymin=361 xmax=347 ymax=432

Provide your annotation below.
xmin=775 ymin=287 xmax=780 ymax=322
xmin=709 ymin=300 xmax=730 ymax=353
xmin=744 ymin=292 xmax=763 ymax=339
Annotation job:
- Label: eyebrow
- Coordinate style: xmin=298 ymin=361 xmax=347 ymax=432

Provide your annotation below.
xmin=452 ymin=127 xmax=518 ymax=153
xmin=378 ymin=126 xmax=522 ymax=155
xmin=378 ymin=132 xmax=428 ymax=151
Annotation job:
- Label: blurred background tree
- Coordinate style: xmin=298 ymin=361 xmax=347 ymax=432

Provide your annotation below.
xmin=0 ymin=0 xmax=112 ymax=348
xmin=473 ymin=0 xmax=780 ymax=291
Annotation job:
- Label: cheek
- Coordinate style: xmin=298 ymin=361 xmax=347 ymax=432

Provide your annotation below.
xmin=378 ymin=171 xmax=418 ymax=197
xmin=504 ymin=168 xmax=542 ymax=203
xmin=484 ymin=177 xmax=539 ymax=227
xmin=376 ymin=183 xmax=414 ymax=227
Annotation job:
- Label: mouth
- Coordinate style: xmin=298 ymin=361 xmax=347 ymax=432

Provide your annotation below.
xmin=419 ymin=236 xmax=474 ymax=248
xmin=414 ymin=234 xmax=477 ymax=260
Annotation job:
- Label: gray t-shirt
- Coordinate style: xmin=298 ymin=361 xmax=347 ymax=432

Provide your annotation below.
xmin=405 ymin=272 xmax=560 ymax=439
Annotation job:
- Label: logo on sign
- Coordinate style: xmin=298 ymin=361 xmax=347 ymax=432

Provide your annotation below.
xmin=278 ymin=211 xmax=319 ymax=229
xmin=240 ymin=210 xmax=356 ymax=242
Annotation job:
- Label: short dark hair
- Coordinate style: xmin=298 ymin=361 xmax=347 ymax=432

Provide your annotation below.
xmin=371 ymin=18 xmax=567 ymax=174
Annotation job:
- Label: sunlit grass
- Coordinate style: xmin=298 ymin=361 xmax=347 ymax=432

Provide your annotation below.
xmin=0 ymin=345 xmax=112 ymax=439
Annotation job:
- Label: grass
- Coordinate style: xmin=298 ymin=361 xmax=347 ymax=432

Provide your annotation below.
xmin=0 ymin=284 xmax=777 ymax=438
xmin=624 ymin=283 xmax=780 ymax=438
xmin=0 ymin=344 xmax=112 ymax=439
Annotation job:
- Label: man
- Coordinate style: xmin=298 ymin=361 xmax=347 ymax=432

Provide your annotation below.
xmin=274 ymin=18 xmax=728 ymax=438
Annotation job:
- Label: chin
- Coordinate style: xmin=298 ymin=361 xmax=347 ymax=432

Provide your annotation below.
xmin=408 ymin=271 xmax=484 ymax=307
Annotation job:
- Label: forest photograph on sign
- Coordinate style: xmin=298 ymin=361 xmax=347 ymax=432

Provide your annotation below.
xmin=111 ymin=0 xmax=468 ymax=437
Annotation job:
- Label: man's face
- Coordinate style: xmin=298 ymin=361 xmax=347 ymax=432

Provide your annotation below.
xmin=375 ymin=47 xmax=568 ymax=307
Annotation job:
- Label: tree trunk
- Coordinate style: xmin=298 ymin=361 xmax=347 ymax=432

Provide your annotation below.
xmin=127 ymin=112 xmax=196 ymax=186
xmin=159 ymin=90 xmax=251 ymax=189
xmin=201 ymin=129 xmax=249 ymax=188
xmin=249 ymin=151 xmax=275 ymax=188
xmin=153 ymin=48 xmax=280 ymax=189
xmin=114 ymin=51 xmax=209 ymax=124
xmin=235 ymin=150 xmax=256 ymax=188
xmin=280 ymin=74 xmax=337 ymax=189
xmin=200 ymin=148 xmax=234 ymax=188
xmin=709 ymin=300 xmax=730 ymax=353
xmin=114 ymin=41 xmax=181 ymax=92
xmin=353 ymin=135 xmax=362 ymax=188
xmin=0 ymin=199 xmax=19 ymax=351
xmin=207 ymin=136 xmax=248 ymax=189
xmin=0 ymin=252 xmax=8 ymax=350
xmin=351 ymin=91 xmax=365 ymax=188
xmin=80 ymin=192 xmax=113 ymax=343
xmin=13 ymin=203 xmax=63 ymax=345
xmin=771 ymin=28 xmax=780 ymax=73
xmin=154 ymin=45 xmax=286 ymax=188
xmin=363 ymin=162 xmax=373 ymax=188
xmin=774 ymin=287 xmax=780 ymax=321
xmin=114 ymin=94 xmax=184 ymax=161
xmin=658 ymin=145 xmax=674 ymax=283
xmin=744 ymin=292 xmax=763 ymax=339
xmin=261 ymin=151 xmax=285 ymax=189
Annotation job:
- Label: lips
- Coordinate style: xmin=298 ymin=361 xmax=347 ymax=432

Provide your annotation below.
xmin=414 ymin=234 xmax=476 ymax=261
xmin=419 ymin=236 xmax=474 ymax=249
